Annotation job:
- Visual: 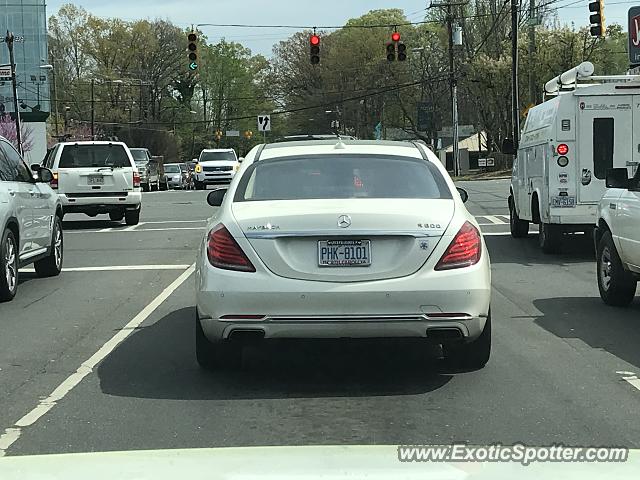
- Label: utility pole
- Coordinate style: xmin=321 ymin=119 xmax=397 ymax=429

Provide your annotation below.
xmin=432 ymin=2 xmax=465 ymax=176
xmin=90 ymin=78 xmax=95 ymax=140
xmin=5 ymin=31 xmax=22 ymax=155
xmin=511 ymin=0 xmax=520 ymax=150
xmin=528 ymin=0 xmax=537 ymax=106
xmin=51 ymin=64 xmax=59 ymax=136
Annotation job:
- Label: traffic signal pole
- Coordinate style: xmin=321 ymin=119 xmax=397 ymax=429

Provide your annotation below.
xmin=511 ymin=0 xmax=520 ymax=151
xmin=5 ymin=31 xmax=23 ymax=155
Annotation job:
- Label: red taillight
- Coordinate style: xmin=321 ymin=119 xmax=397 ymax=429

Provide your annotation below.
xmin=133 ymin=172 xmax=141 ymax=188
xmin=207 ymin=224 xmax=256 ymax=272
xmin=50 ymin=172 xmax=58 ymax=189
xmin=435 ymin=221 xmax=482 ymax=271
xmin=556 ymin=143 xmax=569 ymax=155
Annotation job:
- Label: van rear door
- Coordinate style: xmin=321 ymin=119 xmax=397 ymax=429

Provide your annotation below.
xmin=577 ymin=95 xmax=633 ymax=203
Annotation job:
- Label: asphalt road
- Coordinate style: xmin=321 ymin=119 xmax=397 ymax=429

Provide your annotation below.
xmin=1 ymin=180 xmax=639 ymax=457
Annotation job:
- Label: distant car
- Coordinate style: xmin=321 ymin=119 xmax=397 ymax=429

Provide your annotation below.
xmin=194 ymin=149 xmax=239 ymax=189
xmin=195 ymin=139 xmax=491 ymax=371
xmin=164 ymin=163 xmax=185 ymax=189
xmin=129 ymin=148 xmax=161 ymax=192
xmin=0 ymin=135 xmax=64 ymax=301
xmin=594 ymin=167 xmax=640 ymax=306
xmin=43 ymin=141 xmax=142 ymax=225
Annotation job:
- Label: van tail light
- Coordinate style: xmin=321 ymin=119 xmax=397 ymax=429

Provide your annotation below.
xmin=133 ymin=172 xmax=141 ymax=188
xmin=556 ymin=143 xmax=569 ymax=155
xmin=435 ymin=221 xmax=482 ymax=271
xmin=50 ymin=172 xmax=58 ymax=189
xmin=207 ymin=224 xmax=256 ymax=272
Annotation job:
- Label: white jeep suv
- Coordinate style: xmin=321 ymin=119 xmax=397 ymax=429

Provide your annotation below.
xmin=44 ymin=141 xmax=142 ymax=224
xmin=594 ymin=167 xmax=640 ymax=306
xmin=0 ymin=136 xmax=63 ymax=301
xmin=194 ymin=148 xmax=239 ymax=190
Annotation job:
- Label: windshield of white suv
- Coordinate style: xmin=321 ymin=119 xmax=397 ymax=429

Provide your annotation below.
xmin=199 ymin=151 xmax=236 ymax=162
xmin=164 ymin=165 xmax=181 ymax=173
xmin=235 ymin=154 xmax=452 ymax=201
xmin=59 ymin=145 xmax=131 ymax=168
xmin=129 ymin=149 xmax=148 ymax=161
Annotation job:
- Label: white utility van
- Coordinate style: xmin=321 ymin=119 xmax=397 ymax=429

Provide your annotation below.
xmin=509 ymin=62 xmax=640 ymax=253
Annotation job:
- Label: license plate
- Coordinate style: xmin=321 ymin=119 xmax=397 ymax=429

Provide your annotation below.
xmin=87 ymin=175 xmax=104 ymax=185
xmin=551 ymin=196 xmax=575 ymax=208
xmin=318 ymin=239 xmax=371 ymax=267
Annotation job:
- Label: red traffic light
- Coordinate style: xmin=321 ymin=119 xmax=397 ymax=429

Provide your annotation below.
xmin=391 ymin=32 xmax=401 ymax=42
xmin=310 ymin=34 xmax=320 ymax=46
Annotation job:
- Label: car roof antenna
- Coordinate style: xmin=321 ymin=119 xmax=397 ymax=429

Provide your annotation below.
xmin=333 ymin=128 xmax=346 ymax=150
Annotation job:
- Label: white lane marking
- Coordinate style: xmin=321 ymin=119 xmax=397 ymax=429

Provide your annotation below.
xmin=498 ymin=215 xmax=510 ymax=222
xmin=66 ymin=227 xmax=202 ymax=234
xmin=20 ymin=265 xmax=191 ymax=273
xmin=98 ymin=227 xmax=114 ymax=232
xmin=0 ymin=264 xmax=195 ymax=457
xmin=617 ymin=371 xmax=640 ymax=392
xmin=123 ymin=222 xmax=145 ymax=232
xmin=482 ymin=215 xmax=506 ymax=225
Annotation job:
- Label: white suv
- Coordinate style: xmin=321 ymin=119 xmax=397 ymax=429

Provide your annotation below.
xmin=0 ymin=136 xmax=63 ymax=301
xmin=194 ymin=148 xmax=239 ymax=190
xmin=594 ymin=167 xmax=640 ymax=306
xmin=43 ymin=141 xmax=142 ymax=225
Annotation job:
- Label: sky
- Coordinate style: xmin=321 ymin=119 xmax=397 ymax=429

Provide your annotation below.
xmin=45 ymin=0 xmax=636 ymax=57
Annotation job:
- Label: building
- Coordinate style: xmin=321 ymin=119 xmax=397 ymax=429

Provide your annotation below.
xmin=0 ymin=0 xmax=49 ymax=164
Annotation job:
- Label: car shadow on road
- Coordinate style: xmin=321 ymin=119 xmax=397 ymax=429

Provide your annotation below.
xmin=485 ymin=234 xmax=595 ymax=265
xmin=533 ymin=296 xmax=640 ymax=368
xmin=62 ymin=220 xmax=127 ymax=230
xmin=98 ymin=307 xmax=454 ymax=400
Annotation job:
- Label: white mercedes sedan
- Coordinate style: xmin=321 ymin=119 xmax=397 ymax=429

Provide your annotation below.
xmin=195 ymin=139 xmax=491 ymax=370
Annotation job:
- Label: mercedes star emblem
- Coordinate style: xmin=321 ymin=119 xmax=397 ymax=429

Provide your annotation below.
xmin=337 ymin=214 xmax=352 ymax=228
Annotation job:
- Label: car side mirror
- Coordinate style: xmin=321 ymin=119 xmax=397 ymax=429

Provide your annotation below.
xmin=606 ymin=168 xmax=629 ymax=189
xmin=207 ymin=188 xmax=227 ymax=207
xmin=501 ymin=138 xmax=516 ymax=155
xmin=31 ymin=163 xmax=41 ymax=172
xmin=37 ymin=167 xmax=53 ymax=183
xmin=456 ymin=187 xmax=469 ymax=203
xmin=238 ymin=157 xmax=245 ymax=163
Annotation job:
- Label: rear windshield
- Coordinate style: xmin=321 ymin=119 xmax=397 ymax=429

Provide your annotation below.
xmin=129 ymin=149 xmax=148 ymax=161
xmin=59 ymin=144 xmax=131 ymax=168
xmin=165 ymin=165 xmax=181 ymax=173
xmin=234 ymin=154 xmax=452 ymax=202
xmin=200 ymin=151 xmax=236 ymax=162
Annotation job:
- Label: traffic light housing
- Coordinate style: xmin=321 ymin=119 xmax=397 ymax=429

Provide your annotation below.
xmin=386 ymin=42 xmax=396 ymax=62
xmin=310 ymin=34 xmax=320 ymax=64
xmin=588 ymin=0 xmax=605 ymax=37
xmin=187 ymin=32 xmax=198 ymax=70
xmin=397 ymin=42 xmax=407 ymax=61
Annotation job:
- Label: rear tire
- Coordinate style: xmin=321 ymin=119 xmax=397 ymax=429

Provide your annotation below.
xmin=195 ymin=181 xmax=205 ymax=190
xmin=34 ymin=216 xmax=63 ymax=278
xmin=109 ymin=211 xmax=124 ymax=222
xmin=0 ymin=229 xmax=19 ymax=302
xmin=150 ymin=181 xmax=157 ymax=192
xmin=196 ymin=312 xmax=242 ymax=370
xmin=539 ymin=222 xmax=561 ymax=254
xmin=597 ymin=232 xmax=637 ymax=306
xmin=125 ymin=209 xmax=140 ymax=226
xmin=142 ymin=183 xmax=150 ymax=192
xmin=509 ymin=197 xmax=529 ymax=238
xmin=443 ymin=312 xmax=491 ymax=370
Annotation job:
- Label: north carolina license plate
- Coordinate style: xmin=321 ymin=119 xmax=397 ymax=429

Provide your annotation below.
xmin=551 ymin=196 xmax=575 ymax=208
xmin=87 ymin=175 xmax=104 ymax=185
xmin=318 ymin=239 xmax=371 ymax=267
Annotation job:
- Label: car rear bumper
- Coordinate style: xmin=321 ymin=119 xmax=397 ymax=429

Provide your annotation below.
xmin=167 ymin=179 xmax=183 ymax=188
xmin=196 ymin=251 xmax=491 ymax=343
xmin=59 ymin=191 xmax=142 ymax=208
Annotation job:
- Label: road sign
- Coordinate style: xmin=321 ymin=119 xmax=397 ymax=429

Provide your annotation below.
xmin=630 ymin=7 xmax=640 ymax=65
xmin=417 ymin=102 xmax=434 ymax=132
xmin=438 ymin=125 xmax=474 ymax=137
xmin=478 ymin=158 xmax=487 ymax=167
xmin=487 ymin=157 xmax=495 ymax=167
xmin=226 ymin=130 xmax=240 ymax=137
xmin=257 ymin=115 xmax=271 ymax=132
xmin=0 ymin=65 xmax=12 ymax=81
